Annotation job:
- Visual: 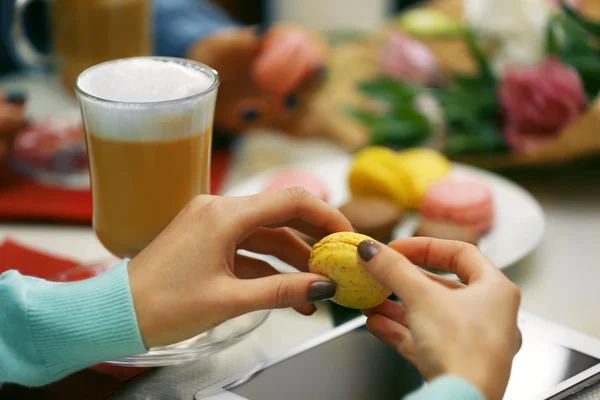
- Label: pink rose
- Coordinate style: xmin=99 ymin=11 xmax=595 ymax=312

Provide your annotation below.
xmin=380 ymin=32 xmax=440 ymax=86
xmin=500 ymin=58 xmax=586 ymax=152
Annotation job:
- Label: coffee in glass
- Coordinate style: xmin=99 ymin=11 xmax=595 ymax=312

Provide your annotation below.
xmin=76 ymin=57 xmax=218 ymax=259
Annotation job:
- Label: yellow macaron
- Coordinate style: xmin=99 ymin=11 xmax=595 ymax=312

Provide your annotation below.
xmin=348 ymin=146 xmax=415 ymax=208
xmin=348 ymin=146 xmax=451 ymax=209
xmin=396 ymin=148 xmax=452 ymax=208
xmin=309 ymin=232 xmax=391 ymax=309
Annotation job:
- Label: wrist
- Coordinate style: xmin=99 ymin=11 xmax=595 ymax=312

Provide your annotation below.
xmin=127 ymin=256 xmax=155 ymax=348
xmin=444 ymin=363 xmax=510 ymax=400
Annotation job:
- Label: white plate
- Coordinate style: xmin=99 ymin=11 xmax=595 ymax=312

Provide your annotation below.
xmin=225 ymin=155 xmax=546 ymax=270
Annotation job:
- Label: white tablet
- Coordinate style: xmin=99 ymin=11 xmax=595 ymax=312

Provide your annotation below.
xmin=194 ymin=311 xmax=600 ymax=400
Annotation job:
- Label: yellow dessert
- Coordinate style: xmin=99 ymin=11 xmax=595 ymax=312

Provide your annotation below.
xmin=348 ymin=146 xmax=451 ymax=209
xmin=309 ymin=232 xmax=392 ymax=309
xmin=348 ymin=146 xmax=414 ymax=208
xmin=396 ymin=148 xmax=452 ymax=208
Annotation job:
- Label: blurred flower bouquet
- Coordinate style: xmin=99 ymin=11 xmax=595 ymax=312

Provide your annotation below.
xmin=350 ymin=0 xmax=600 ymax=166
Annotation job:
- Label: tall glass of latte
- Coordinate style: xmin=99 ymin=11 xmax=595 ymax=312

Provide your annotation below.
xmin=75 ymin=57 xmax=218 ymax=259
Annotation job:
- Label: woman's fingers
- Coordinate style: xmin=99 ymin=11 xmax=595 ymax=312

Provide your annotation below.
xmin=366 ymin=315 xmax=426 ymax=377
xmin=233 ymin=254 xmax=329 ymax=316
xmin=420 ymin=269 xmax=466 ymax=290
xmin=234 ymin=253 xmax=278 ymax=279
xmin=358 ymin=240 xmax=438 ymax=308
xmin=267 ymin=217 xmax=340 ymax=243
xmin=364 ymin=299 xmax=408 ymax=328
xmin=228 ymin=188 xmax=352 ymax=242
xmin=238 ymin=227 xmax=311 ymax=272
xmin=389 ymin=238 xmax=497 ymax=284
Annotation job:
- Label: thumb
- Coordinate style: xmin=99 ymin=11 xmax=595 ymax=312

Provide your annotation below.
xmin=234 ymin=273 xmax=336 ymax=313
xmin=357 ymin=240 xmax=438 ymax=307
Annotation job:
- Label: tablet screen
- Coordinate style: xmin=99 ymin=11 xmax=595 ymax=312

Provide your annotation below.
xmin=229 ymin=326 xmax=600 ymax=400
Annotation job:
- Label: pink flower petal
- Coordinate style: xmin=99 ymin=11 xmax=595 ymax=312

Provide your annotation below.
xmin=499 ymin=58 xmax=586 ymax=152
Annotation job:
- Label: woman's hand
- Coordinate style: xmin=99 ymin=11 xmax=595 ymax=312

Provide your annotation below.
xmin=128 ymin=188 xmax=351 ymax=348
xmin=357 ymin=238 xmax=522 ymax=400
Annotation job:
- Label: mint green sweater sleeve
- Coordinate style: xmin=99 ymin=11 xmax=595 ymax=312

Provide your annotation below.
xmin=0 ymin=260 xmax=146 ymax=387
xmin=405 ymin=376 xmax=485 ymax=400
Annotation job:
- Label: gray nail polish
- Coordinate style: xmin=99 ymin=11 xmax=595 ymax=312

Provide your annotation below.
xmin=358 ymin=240 xmax=379 ymax=262
xmin=308 ymin=281 xmax=336 ymax=301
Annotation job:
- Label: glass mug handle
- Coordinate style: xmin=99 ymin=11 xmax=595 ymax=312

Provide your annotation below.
xmin=11 ymin=0 xmax=52 ymax=68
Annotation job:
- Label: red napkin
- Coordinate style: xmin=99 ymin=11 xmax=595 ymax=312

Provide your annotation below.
xmin=0 ymin=240 xmax=151 ymax=399
xmin=0 ymin=150 xmax=232 ymax=223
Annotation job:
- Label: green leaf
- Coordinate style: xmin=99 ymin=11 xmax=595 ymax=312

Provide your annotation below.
xmin=358 ymin=77 xmax=420 ymax=105
xmin=562 ymin=2 xmax=600 ymax=36
xmin=464 ymin=28 xmax=495 ymax=82
xmin=546 ymin=16 xmax=563 ymax=56
xmin=562 ymin=53 xmax=600 ymax=98
xmin=559 ymin=17 xmax=599 ymax=54
xmin=370 ymin=116 xmax=431 ymax=148
xmin=444 ymin=125 xmax=509 ymax=156
xmin=345 ymin=109 xmax=381 ymax=128
xmin=435 ymin=76 xmax=500 ymax=129
xmin=346 ymin=105 xmax=432 ymax=148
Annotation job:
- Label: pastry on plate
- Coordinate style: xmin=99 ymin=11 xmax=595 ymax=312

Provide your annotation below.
xmin=413 ymin=219 xmax=480 ymax=246
xmin=348 ymin=146 xmax=451 ymax=210
xmin=420 ymin=177 xmax=494 ymax=233
xmin=339 ymin=197 xmax=404 ymax=242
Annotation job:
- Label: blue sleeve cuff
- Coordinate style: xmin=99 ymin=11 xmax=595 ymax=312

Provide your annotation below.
xmin=153 ymin=0 xmax=241 ymax=58
xmin=405 ymin=376 xmax=485 ymax=400
xmin=16 ymin=260 xmax=145 ymax=386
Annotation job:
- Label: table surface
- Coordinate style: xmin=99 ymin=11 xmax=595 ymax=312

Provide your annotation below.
xmin=1 ymin=75 xmax=600 ymax=399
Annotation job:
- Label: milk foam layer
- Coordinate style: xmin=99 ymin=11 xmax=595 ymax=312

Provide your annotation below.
xmin=77 ymin=58 xmax=218 ymax=141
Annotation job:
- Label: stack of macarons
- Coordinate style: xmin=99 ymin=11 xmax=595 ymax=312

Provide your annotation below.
xmin=348 ymin=146 xmax=451 ymax=210
xmin=260 ymin=146 xmax=495 ymax=248
xmin=341 ymin=146 xmax=453 ymax=243
xmin=345 ymin=146 xmax=495 ymax=246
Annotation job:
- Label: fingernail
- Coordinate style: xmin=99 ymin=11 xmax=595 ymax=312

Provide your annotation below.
xmin=308 ymin=281 xmax=336 ymax=301
xmin=255 ymin=22 xmax=270 ymax=37
xmin=358 ymin=240 xmax=380 ymax=262
xmin=5 ymin=91 xmax=27 ymax=105
xmin=284 ymin=94 xmax=298 ymax=109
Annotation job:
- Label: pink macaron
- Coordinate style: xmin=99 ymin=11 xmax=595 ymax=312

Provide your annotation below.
xmin=420 ymin=178 xmax=495 ymax=233
xmin=263 ymin=167 xmax=329 ymax=202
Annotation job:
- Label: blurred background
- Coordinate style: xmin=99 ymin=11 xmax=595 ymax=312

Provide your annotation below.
xmin=0 ymin=0 xmax=599 ymax=398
